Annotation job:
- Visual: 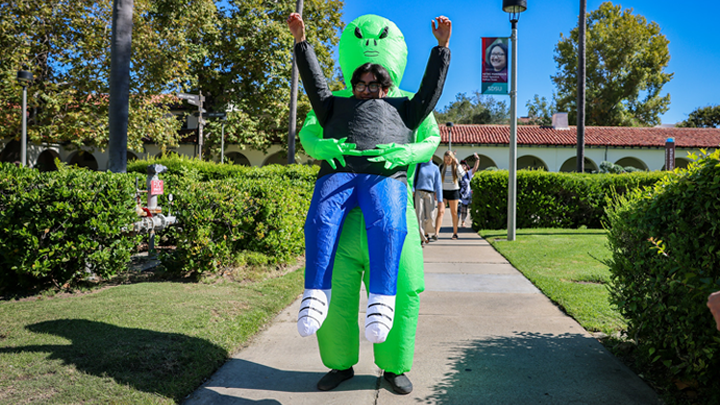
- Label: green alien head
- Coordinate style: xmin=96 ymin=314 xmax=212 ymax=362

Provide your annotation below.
xmin=339 ymin=15 xmax=408 ymax=90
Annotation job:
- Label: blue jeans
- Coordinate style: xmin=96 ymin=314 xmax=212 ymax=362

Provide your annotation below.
xmin=304 ymin=173 xmax=408 ymax=296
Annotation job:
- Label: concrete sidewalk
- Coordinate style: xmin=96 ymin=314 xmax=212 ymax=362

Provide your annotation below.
xmin=184 ymin=215 xmax=659 ymax=405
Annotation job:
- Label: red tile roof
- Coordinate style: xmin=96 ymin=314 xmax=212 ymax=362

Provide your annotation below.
xmin=439 ymin=125 xmax=720 ymax=148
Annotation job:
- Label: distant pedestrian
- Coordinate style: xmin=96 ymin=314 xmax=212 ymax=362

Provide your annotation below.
xmin=438 ymin=150 xmax=465 ymax=239
xmin=413 ymin=160 xmax=442 ymax=245
xmin=459 ymin=153 xmax=480 ymax=227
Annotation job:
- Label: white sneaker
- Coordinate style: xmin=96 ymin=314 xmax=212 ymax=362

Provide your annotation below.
xmin=297 ymin=289 xmax=331 ymax=337
xmin=364 ymin=293 xmax=395 ymax=343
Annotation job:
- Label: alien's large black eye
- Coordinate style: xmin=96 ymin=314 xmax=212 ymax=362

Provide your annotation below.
xmin=379 ymin=26 xmax=389 ymax=39
xmin=355 ymin=27 xmax=363 ymax=39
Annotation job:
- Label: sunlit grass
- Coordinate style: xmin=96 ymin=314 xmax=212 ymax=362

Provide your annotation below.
xmin=479 ymin=228 xmax=625 ymax=334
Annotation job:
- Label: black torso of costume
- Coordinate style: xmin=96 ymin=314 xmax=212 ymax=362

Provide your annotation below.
xmin=295 ymin=41 xmax=450 ymax=183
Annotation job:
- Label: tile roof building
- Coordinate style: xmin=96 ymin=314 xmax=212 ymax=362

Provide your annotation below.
xmin=434 ymin=124 xmax=720 ymax=172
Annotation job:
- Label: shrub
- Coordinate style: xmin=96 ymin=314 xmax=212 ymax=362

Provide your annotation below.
xmin=605 ymin=150 xmax=720 ymax=400
xmin=470 ymin=170 xmax=667 ymax=229
xmin=160 ymin=175 xmax=314 ymax=276
xmin=0 ymin=163 xmax=139 ymax=291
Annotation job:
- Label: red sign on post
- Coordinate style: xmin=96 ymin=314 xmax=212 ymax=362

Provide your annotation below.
xmin=151 ymin=180 xmax=164 ymax=195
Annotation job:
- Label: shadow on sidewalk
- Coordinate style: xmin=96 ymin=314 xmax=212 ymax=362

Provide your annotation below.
xmin=420 ymin=331 xmax=657 ymax=404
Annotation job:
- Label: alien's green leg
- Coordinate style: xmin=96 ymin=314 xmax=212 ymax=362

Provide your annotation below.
xmin=316 ymin=208 xmax=367 ymax=370
xmin=369 ymin=201 xmax=425 ymax=374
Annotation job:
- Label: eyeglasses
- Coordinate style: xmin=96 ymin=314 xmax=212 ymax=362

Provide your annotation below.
xmin=354 ymin=82 xmax=381 ymax=93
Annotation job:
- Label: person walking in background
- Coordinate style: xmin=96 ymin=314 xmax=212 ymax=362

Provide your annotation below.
xmin=459 ymin=153 xmax=480 ymax=228
xmin=438 ymin=150 xmax=464 ymax=240
xmin=413 ymin=160 xmax=442 ymax=245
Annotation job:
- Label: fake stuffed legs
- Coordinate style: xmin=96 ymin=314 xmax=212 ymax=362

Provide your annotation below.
xmin=299 ymin=173 xmax=408 ymax=343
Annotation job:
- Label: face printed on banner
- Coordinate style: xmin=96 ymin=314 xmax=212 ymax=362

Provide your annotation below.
xmin=339 ymin=15 xmax=408 ymax=92
xmin=490 ymin=45 xmax=507 ymax=72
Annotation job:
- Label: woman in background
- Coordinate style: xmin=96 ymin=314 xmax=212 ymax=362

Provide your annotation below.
xmin=438 ymin=150 xmax=465 ymax=239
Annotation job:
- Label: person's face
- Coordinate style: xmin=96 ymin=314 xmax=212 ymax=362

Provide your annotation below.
xmin=490 ymin=46 xmax=506 ymax=71
xmin=443 ymin=154 xmax=453 ymax=164
xmin=353 ymin=72 xmax=389 ymax=99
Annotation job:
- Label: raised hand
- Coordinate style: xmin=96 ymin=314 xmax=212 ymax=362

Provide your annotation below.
xmin=287 ymin=13 xmax=306 ymax=43
xmin=431 ymin=16 xmax=452 ymax=48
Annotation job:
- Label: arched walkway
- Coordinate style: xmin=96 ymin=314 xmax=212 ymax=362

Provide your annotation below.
xmin=661 ymin=158 xmax=691 ymax=171
xmin=225 ymin=152 xmax=250 ymax=166
xmin=559 ymin=157 xmax=598 ymax=173
xmin=155 ymin=150 xmax=178 ymax=159
xmin=68 ymin=151 xmax=99 ymax=171
xmin=263 ymin=151 xmax=288 ymax=166
xmin=615 ymin=157 xmax=647 ymax=171
xmin=36 ymin=149 xmax=61 ymax=172
xmin=0 ymin=140 xmax=20 ymax=163
xmin=518 ymin=155 xmax=548 ymax=171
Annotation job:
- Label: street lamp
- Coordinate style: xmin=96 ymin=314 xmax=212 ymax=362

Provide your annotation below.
xmin=446 ymin=122 xmax=454 ymax=151
xmin=17 ymin=69 xmax=33 ymax=167
xmin=502 ymin=0 xmax=527 ymax=242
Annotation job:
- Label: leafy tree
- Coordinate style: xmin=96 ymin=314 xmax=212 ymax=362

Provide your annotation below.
xmin=434 ymin=91 xmax=509 ymax=125
xmin=0 ymin=0 xmax=343 ymax=158
xmin=552 ymin=2 xmax=672 ymax=127
xmin=677 ymin=105 xmax=720 ymax=128
xmin=525 ymin=94 xmax=555 ymax=126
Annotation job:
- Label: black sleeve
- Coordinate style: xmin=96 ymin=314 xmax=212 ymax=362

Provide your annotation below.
xmin=403 ymin=46 xmax=451 ymax=130
xmin=294 ymin=41 xmax=334 ymax=126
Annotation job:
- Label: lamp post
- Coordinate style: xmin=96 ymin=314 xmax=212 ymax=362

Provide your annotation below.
xmin=17 ymin=69 xmax=33 ymax=167
xmin=446 ymin=122 xmax=454 ymax=151
xmin=287 ymin=0 xmax=304 ymax=164
xmin=503 ymin=0 xmax=527 ymax=242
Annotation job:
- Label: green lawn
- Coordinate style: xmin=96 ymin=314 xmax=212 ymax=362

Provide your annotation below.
xmin=0 ymin=269 xmax=304 ymax=404
xmin=479 ymin=228 xmax=625 ymax=335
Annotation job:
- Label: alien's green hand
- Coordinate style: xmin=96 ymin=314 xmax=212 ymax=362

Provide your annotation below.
xmin=306 ymin=137 xmax=362 ymax=170
xmin=366 ymin=143 xmax=414 ymax=170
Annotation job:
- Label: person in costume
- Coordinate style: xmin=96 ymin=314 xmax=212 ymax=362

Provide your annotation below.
xmin=288 ymin=13 xmax=451 ymax=345
xmin=292 ymin=14 xmax=450 ymax=394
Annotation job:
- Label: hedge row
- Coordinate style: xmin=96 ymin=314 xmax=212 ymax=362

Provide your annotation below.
xmin=0 ymin=160 xmax=318 ymax=292
xmin=0 ymin=162 xmax=139 ymax=291
xmin=606 ymin=151 xmax=720 ymax=400
xmin=161 ymin=173 xmax=314 ymax=275
xmin=469 ymin=170 xmax=669 ymax=229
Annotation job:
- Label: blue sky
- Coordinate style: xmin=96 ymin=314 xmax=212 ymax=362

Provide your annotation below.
xmin=336 ymin=0 xmax=719 ymax=125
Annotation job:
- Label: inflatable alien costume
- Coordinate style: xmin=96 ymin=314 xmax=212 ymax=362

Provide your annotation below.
xmin=298 ymin=15 xmax=444 ymax=374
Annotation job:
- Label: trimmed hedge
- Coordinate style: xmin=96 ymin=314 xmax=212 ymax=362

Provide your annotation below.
xmin=606 ymin=151 xmax=720 ymax=400
xmin=127 ymin=154 xmax=317 ymax=182
xmin=0 ymin=160 xmax=318 ymax=292
xmin=0 ymin=163 xmax=139 ymax=291
xmin=469 ymin=170 xmax=668 ymax=229
xmin=162 ymin=173 xmax=314 ymax=275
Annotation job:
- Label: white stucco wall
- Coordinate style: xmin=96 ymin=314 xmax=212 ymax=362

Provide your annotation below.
xmin=3 ymin=139 xmax=705 ymax=172
xmin=434 ymin=144 xmax=702 ymax=172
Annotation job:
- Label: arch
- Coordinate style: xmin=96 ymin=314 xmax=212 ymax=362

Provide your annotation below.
xmin=615 ymin=157 xmax=647 ymax=171
xmin=461 ymin=154 xmax=496 ymax=170
xmin=225 ymin=152 xmax=250 ymax=166
xmin=661 ymin=157 xmax=691 ymax=171
xmin=559 ymin=157 xmax=598 ymax=173
xmin=68 ymin=151 xmax=99 ymax=171
xmin=36 ymin=149 xmax=61 ymax=172
xmin=517 ymin=155 xmax=548 ymax=171
xmin=127 ymin=151 xmax=138 ymax=162
xmin=263 ymin=151 xmax=288 ymax=166
xmin=155 ymin=150 xmax=178 ymax=159
xmin=0 ymin=140 xmax=20 ymax=163
xmin=431 ymin=155 xmax=443 ymax=166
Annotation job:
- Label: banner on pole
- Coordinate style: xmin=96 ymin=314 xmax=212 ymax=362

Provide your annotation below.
xmin=481 ymin=37 xmax=509 ymax=95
